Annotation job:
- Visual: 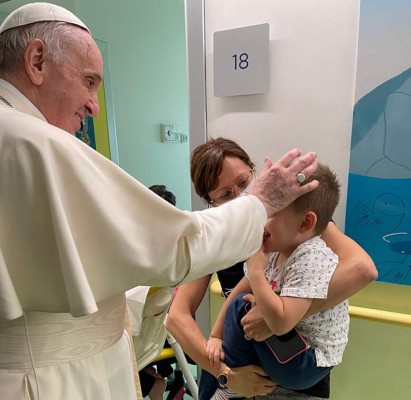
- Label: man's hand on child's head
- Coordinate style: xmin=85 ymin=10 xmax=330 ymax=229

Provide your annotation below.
xmin=249 ymin=149 xmax=318 ymax=218
xmin=206 ymin=337 xmax=225 ymax=368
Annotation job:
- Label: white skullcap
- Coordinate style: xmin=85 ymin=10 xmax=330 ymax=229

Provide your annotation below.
xmin=0 ymin=2 xmax=90 ymax=34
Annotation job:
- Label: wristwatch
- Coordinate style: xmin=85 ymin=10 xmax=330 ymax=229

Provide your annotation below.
xmin=217 ymin=367 xmax=231 ymax=389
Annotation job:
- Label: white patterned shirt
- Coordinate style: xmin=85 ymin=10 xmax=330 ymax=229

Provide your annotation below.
xmin=248 ymin=235 xmax=349 ymax=367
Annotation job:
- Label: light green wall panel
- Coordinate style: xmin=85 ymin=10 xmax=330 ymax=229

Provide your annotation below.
xmin=0 ymin=0 xmax=74 ymax=14
xmin=76 ymin=0 xmax=191 ymax=210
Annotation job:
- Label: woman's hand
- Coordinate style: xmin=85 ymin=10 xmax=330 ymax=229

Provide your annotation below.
xmin=241 ymin=294 xmax=273 ymax=341
xmin=206 ymin=337 xmax=224 ymax=368
xmin=228 ymin=365 xmax=277 ymax=397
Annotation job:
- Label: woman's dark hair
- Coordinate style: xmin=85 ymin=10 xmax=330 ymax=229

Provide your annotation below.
xmin=190 ymin=138 xmax=255 ymax=204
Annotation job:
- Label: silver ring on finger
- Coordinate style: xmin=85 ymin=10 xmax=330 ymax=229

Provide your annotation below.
xmin=296 ymin=173 xmax=306 ymax=184
xmin=244 ymin=333 xmax=252 ymax=340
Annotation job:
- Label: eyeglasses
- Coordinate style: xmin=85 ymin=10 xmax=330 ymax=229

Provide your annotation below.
xmin=210 ymin=170 xmax=256 ymax=206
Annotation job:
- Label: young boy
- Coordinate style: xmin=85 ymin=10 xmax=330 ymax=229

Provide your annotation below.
xmin=203 ymin=163 xmax=349 ymax=400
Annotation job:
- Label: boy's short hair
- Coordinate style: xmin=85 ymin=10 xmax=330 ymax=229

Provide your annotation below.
xmin=292 ymin=163 xmax=340 ymax=235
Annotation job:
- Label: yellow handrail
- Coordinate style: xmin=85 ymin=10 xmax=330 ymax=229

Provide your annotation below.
xmin=349 ymin=305 xmax=411 ymax=327
xmin=210 ymin=279 xmax=411 ymax=327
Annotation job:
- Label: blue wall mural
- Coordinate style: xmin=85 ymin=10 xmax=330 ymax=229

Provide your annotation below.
xmin=346 ymin=0 xmax=411 ymax=286
xmin=347 ymin=69 xmax=411 ymax=285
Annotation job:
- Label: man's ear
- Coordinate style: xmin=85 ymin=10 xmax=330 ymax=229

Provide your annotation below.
xmin=299 ymin=211 xmax=317 ymax=233
xmin=24 ymin=39 xmax=47 ymax=85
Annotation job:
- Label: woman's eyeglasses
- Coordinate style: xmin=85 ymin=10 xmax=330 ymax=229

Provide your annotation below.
xmin=210 ymin=170 xmax=256 ymax=206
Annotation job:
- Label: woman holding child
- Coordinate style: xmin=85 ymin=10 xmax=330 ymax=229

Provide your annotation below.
xmin=167 ymin=138 xmax=377 ymax=400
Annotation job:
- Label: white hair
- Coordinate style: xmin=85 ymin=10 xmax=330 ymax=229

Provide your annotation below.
xmin=0 ymin=22 xmax=82 ymax=77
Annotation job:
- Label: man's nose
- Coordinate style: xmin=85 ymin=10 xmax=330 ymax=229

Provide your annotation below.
xmin=86 ymin=94 xmax=99 ymax=117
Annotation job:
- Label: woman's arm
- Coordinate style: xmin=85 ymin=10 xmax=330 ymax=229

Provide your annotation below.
xmin=307 ymin=222 xmax=377 ymax=315
xmin=167 ymin=276 xmax=212 ymax=365
xmin=166 ymin=276 xmax=276 ymax=397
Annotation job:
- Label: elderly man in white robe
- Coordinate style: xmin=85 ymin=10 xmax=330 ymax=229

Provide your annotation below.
xmin=0 ymin=3 xmax=319 ymax=400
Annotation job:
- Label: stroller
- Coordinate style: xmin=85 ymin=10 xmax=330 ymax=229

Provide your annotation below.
xmin=128 ymin=286 xmax=198 ymax=399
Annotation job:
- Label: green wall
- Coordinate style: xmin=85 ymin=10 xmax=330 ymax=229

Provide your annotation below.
xmin=75 ymin=0 xmax=191 ymax=210
xmin=0 ymin=0 xmax=73 ymax=13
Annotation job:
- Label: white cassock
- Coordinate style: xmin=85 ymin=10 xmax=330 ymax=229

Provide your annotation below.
xmin=0 ymin=79 xmax=266 ymax=399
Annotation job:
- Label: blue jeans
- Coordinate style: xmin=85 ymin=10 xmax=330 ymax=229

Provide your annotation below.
xmin=199 ymin=294 xmax=331 ymax=400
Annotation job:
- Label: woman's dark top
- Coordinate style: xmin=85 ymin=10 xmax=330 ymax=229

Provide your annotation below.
xmin=216 ymin=262 xmax=330 ymax=398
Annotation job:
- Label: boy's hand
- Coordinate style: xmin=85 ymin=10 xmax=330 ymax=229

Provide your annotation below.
xmin=241 ymin=300 xmax=273 ymax=342
xmin=246 ymin=249 xmax=269 ymax=275
xmin=242 ymin=293 xmax=257 ymax=308
xmin=206 ymin=336 xmax=225 ymax=368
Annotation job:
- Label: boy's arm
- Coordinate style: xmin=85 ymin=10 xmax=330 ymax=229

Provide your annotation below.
xmin=247 ymin=250 xmax=312 ymax=336
xmin=210 ymin=276 xmax=252 ymax=338
xmin=207 ymin=276 xmax=251 ymax=367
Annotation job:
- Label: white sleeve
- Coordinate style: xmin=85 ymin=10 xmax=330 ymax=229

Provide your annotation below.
xmin=0 ymin=111 xmax=266 ymax=318
xmin=181 ymin=195 xmax=266 ymax=284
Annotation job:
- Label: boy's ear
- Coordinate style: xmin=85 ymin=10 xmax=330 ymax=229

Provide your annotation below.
xmin=299 ymin=211 xmax=317 ymax=233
